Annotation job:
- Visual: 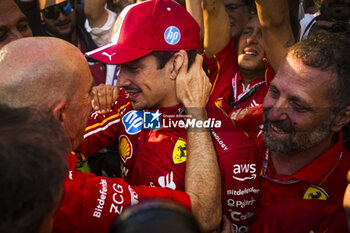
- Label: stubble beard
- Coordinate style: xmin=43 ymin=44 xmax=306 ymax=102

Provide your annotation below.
xmin=262 ymin=109 xmax=335 ymax=154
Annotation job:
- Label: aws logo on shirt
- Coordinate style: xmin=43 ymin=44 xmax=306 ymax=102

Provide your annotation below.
xmin=232 ymin=164 xmax=257 ymax=182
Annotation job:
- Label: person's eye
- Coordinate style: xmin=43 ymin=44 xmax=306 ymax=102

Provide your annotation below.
xmin=226 ymin=5 xmax=238 ymax=11
xmin=17 ymin=22 xmax=29 ymax=32
xmin=0 ymin=30 xmax=7 ymax=42
xmin=126 ymin=66 xmax=139 ymax=72
xmin=242 ymin=29 xmax=252 ymax=36
xmin=290 ymin=101 xmax=308 ymax=113
xmin=268 ymin=86 xmax=280 ymax=99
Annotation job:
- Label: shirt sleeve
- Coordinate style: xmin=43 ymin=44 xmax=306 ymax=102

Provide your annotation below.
xmin=204 ymin=39 xmax=239 ymax=103
xmin=78 ymin=109 xmax=120 ymax=157
xmin=53 ymin=155 xmax=191 ymax=233
xmin=78 ymin=91 xmax=130 ymax=157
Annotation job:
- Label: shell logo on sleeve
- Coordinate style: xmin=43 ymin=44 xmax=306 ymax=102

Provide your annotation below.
xmin=119 ymin=135 xmax=133 ymax=163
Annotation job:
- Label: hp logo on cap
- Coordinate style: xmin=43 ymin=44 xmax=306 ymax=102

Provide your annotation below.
xmin=164 ymin=26 xmax=181 ymax=45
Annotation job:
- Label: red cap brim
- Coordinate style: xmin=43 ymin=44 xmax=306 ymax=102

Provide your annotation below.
xmin=85 ymin=43 xmax=152 ymax=65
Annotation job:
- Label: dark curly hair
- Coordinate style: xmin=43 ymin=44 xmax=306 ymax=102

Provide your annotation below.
xmin=150 ymin=50 xmax=197 ymax=71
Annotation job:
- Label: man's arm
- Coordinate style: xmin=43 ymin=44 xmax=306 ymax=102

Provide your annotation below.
xmin=176 ymin=51 xmax=222 ymax=231
xmin=185 ymin=0 xmax=204 ymax=52
xmin=255 ymin=0 xmax=295 ymax=71
xmin=202 ymin=0 xmax=231 ymax=57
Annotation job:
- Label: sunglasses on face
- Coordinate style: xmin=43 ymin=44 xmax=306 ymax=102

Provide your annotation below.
xmin=41 ymin=1 xmax=74 ymax=20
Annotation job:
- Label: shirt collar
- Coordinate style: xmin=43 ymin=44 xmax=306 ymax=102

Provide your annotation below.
xmin=258 ymin=133 xmax=344 ymax=185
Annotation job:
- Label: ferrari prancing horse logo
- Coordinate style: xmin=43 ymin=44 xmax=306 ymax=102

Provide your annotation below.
xmin=173 ymin=139 xmax=187 ymax=164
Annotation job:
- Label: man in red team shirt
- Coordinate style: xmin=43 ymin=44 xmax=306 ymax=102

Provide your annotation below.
xmin=0 ymin=36 xmax=221 ymax=233
xmin=247 ymin=31 xmax=350 ymax=232
xmin=82 ymin=0 xmax=260 ymax=232
xmin=190 ymin=0 xmax=276 ymax=111
xmin=225 ymin=0 xmax=296 ymax=140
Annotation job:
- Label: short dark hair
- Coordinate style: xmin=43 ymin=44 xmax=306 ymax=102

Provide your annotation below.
xmin=110 ymin=199 xmax=201 ymax=233
xmin=0 ymin=104 xmax=69 ymax=233
xmin=150 ymin=50 xmax=197 ymax=71
xmin=288 ymin=31 xmax=350 ymax=109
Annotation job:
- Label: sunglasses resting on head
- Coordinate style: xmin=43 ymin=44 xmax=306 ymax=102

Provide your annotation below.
xmin=41 ymin=1 xmax=74 ymax=20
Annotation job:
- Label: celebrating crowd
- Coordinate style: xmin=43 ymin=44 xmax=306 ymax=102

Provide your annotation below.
xmin=0 ymin=0 xmax=350 ymax=232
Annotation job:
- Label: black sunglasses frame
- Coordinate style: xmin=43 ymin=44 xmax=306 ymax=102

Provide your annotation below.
xmin=41 ymin=1 xmax=74 ymax=20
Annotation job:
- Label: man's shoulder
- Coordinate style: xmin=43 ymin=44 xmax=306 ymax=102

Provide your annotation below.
xmin=206 ymin=101 xmax=258 ymax=157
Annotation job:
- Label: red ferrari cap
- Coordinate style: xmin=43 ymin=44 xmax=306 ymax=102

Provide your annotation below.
xmin=86 ymin=0 xmax=200 ymax=65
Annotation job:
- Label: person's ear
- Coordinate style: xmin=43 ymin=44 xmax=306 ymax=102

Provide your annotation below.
xmin=331 ymin=105 xmax=350 ymax=132
xmin=52 ymin=102 xmax=66 ymax=124
xmin=169 ymin=50 xmax=186 ymax=80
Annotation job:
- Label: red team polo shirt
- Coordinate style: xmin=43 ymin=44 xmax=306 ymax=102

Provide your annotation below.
xmin=205 ymin=39 xmax=239 ymax=104
xmin=52 ymin=152 xmax=191 ymax=233
xmin=251 ymin=133 xmax=349 ymax=232
xmin=204 ymin=39 xmax=275 ymax=113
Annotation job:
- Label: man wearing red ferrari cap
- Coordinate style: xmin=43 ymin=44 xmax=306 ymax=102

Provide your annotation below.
xmin=81 ymin=0 xmax=259 ymax=231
